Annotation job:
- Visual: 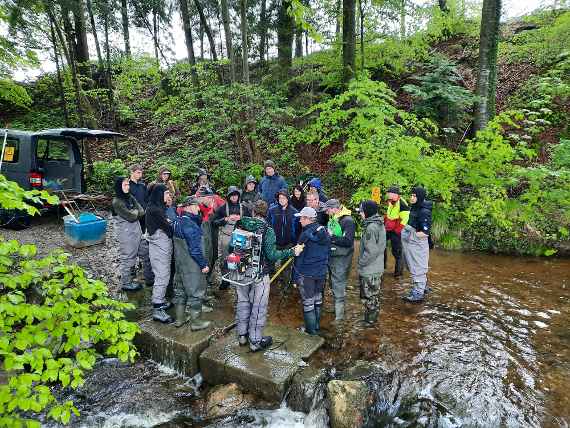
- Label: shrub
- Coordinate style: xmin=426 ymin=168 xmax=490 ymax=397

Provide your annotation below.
xmin=87 ymin=159 xmax=128 ymax=194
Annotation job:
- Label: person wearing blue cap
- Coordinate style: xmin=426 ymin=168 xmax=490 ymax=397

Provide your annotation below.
xmin=307 ymin=177 xmax=328 ymax=202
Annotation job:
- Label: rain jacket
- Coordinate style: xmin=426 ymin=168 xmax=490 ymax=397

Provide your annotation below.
xmin=146 ymin=184 xmax=173 ymax=238
xmin=237 ymin=216 xmax=294 ymax=274
xmin=267 ymin=199 xmax=299 ymax=247
xmin=328 ymin=205 xmax=355 ymax=257
xmin=294 ymin=222 xmax=331 ymax=279
xmin=259 ymin=174 xmax=288 ymax=204
xmin=358 ymin=214 xmax=386 ymax=276
xmin=408 ymin=191 xmax=433 ymax=235
xmin=112 ymin=178 xmax=144 ymax=222
xmin=147 ymin=166 xmax=179 ymax=199
xmin=174 ymin=212 xmax=208 ymax=270
xmin=307 ymin=177 xmax=328 ymax=202
xmin=384 ymin=198 xmax=409 ymax=235
xmin=129 ymin=179 xmax=148 ymax=208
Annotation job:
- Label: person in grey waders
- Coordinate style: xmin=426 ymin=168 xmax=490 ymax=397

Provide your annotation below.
xmin=293 ymin=207 xmax=331 ymax=335
xmin=234 ymin=200 xmax=304 ymax=352
xmin=213 ymin=186 xmax=250 ymax=290
xmin=112 ymin=177 xmax=144 ymax=292
xmin=172 ymin=197 xmax=212 ymax=330
xmin=325 ymin=199 xmax=355 ymax=323
xmin=402 ymin=186 xmax=433 ymax=303
xmin=146 ymin=184 xmax=174 ymax=322
xmin=357 ymin=200 xmax=386 ymax=324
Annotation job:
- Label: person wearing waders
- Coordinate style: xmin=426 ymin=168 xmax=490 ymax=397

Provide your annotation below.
xmin=196 ymin=187 xmax=219 ymax=303
xmin=241 ymin=175 xmax=261 ymax=212
xmin=172 ymin=197 xmax=212 ymax=330
xmin=146 ymin=184 xmax=174 ymax=323
xmin=325 ymin=199 xmax=355 ymax=323
xmin=148 ymin=166 xmax=180 ymax=200
xmin=213 ymin=186 xmax=251 ymax=290
xmin=357 ymin=200 xmax=386 ymax=325
xmin=112 ymin=177 xmax=144 ymax=292
xmin=128 ymin=164 xmax=154 ymax=286
xmin=293 ymin=207 xmax=331 ymax=335
xmin=384 ymin=186 xmax=409 ymax=277
xmin=258 ymin=160 xmax=287 ymax=205
xmin=266 ymin=189 xmax=299 ymax=278
xmin=402 ymin=186 xmax=433 ymax=303
xmin=235 ymin=200 xmax=304 ymax=351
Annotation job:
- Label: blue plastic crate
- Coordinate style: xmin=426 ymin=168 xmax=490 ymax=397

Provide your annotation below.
xmin=63 ymin=213 xmax=107 ymax=248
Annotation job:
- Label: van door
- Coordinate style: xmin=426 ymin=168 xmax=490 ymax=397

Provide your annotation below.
xmin=1 ymin=135 xmax=29 ymax=189
xmin=35 ymin=137 xmax=82 ymax=192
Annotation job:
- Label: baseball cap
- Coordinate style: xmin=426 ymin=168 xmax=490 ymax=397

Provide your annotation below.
xmin=323 ymin=199 xmax=341 ymax=209
xmin=294 ymin=207 xmax=317 ymax=218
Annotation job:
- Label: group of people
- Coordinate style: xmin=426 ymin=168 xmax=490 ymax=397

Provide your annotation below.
xmin=112 ymin=160 xmax=433 ymax=352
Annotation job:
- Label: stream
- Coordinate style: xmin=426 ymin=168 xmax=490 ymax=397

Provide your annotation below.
xmin=45 ymin=248 xmax=570 ymax=427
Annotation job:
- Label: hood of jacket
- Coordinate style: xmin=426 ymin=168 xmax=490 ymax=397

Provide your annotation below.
xmin=334 ymin=205 xmax=352 ymax=219
xmin=238 ymin=216 xmax=266 ymax=233
xmin=227 ymin=185 xmax=242 ymax=200
xmin=308 ymin=177 xmax=322 ymax=190
xmin=114 ymin=176 xmax=130 ymax=201
xmin=244 ymin=175 xmax=257 ymax=186
xmin=363 ymin=213 xmax=384 ymax=227
xmin=411 ymin=186 xmax=427 ymax=207
xmin=148 ymin=183 xmax=167 ymax=208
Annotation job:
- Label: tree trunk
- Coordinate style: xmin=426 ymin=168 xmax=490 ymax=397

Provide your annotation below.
xmin=359 ymin=0 xmax=364 ymax=72
xmin=240 ymin=0 xmax=249 ymax=83
xmin=335 ymin=0 xmax=341 ymax=42
xmin=399 ymin=0 xmax=406 ymax=39
xmin=474 ymin=0 xmax=501 ymax=132
xmin=342 ymin=0 xmax=356 ymax=82
xmin=85 ymin=0 xmax=103 ymax=70
xmin=259 ymin=0 xmax=268 ymax=64
xmin=152 ymin=10 xmax=160 ymax=65
xmin=200 ymin=21 xmax=205 ymax=58
xmin=305 ymin=30 xmax=309 ymax=55
xmin=295 ymin=26 xmax=303 ymax=57
xmin=220 ymin=0 xmax=235 ymax=82
xmin=72 ymin=0 xmax=91 ymax=74
xmin=103 ymin=0 xmax=116 ymax=128
xmin=120 ymin=0 xmax=131 ymax=57
xmin=438 ymin=0 xmax=449 ymax=13
xmin=179 ymin=0 xmax=200 ymax=87
xmin=277 ymin=0 xmax=294 ymax=78
xmin=194 ymin=0 xmax=219 ymax=61
xmin=50 ymin=19 xmax=70 ymax=127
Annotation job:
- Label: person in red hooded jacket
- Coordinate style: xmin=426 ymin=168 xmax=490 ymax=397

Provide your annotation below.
xmin=384 ymin=186 xmax=410 ymax=277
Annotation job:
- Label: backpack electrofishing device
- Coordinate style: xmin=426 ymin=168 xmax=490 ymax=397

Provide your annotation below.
xmin=222 ymin=227 xmax=264 ymax=286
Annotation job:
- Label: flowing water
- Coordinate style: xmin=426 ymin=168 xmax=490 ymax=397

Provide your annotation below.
xmin=53 ymin=249 xmax=570 ymax=427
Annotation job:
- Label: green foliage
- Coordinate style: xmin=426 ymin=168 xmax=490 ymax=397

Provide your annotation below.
xmin=0 ymin=240 xmax=139 ymax=426
xmin=0 ymin=79 xmax=32 ymax=109
xmin=0 ymin=174 xmax=59 ymax=215
xmin=87 ymin=159 xmax=128 ymax=194
xmin=403 ymin=55 xmax=478 ymax=133
xmin=551 ymin=139 xmax=570 ymax=169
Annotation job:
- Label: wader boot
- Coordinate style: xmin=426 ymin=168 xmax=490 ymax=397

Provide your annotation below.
xmin=188 ymin=309 xmax=211 ymax=331
xmin=394 ymin=257 xmax=404 ymax=278
xmin=174 ymin=304 xmax=189 ymax=328
xmin=314 ymin=304 xmax=322 ymax=332
xmin=249 ymin=336 xmax=273 ymax=352
xmin=303 ymin=310 xmax=318 ymax=335
xmin=364 ymin=309 xmax=379 ymax=325
xmin=333 ymin=301 xmax=345 ymax=323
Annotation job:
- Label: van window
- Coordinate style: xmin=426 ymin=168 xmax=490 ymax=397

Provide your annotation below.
xmin=37 ymin=138 xmax=71 ymax=161
xmin=2 ymin=138 xmax=19 ymax=163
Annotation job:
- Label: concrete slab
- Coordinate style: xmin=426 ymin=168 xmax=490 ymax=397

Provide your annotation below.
xmin=199 ymin=325 xmax=325 ymax=402
xmin=133 ymin=307 xmax=234 ymax=377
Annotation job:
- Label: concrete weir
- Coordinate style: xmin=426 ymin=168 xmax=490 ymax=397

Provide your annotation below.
xmin=129 ymin=290 xmax=325 ymax=400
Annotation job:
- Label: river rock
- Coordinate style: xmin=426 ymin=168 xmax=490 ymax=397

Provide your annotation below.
xmin=327 ymin=380 xmax=369 ymax=428
xmin=205 ymin=383 xmax=255 ymax=419
xmin=287 ymin=366 xmax=329 ymax=413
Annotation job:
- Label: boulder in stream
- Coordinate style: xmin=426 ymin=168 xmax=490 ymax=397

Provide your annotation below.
xmin=205 ymin=383 xmax=255 ymax=419
xmin=327 ymin=380 xmax=369 ymax=428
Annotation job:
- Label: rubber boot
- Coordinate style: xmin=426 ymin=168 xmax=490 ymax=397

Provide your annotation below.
xmin=368 ymin=309 xmax=379 ymax=324
xmin=303 ymin=310 xmax=318 ymax=335
xmin=394 ymin=257 xmax=404 ymax=277
xmin=249 ymin=336 xmax=273 ymax=352
xmin=334 ymin=301 xmax=345 ymax=322
xmin=188 ymin=309 xmax=211 ymax=331
xmin=174 ymin=304 xmax=189 ymax=328
xmin=314 ymin=304 xmax=322 ymax=332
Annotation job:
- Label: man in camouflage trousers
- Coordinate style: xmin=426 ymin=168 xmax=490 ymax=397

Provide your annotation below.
xmin=357 ymin=200 xmax=386 ymax=325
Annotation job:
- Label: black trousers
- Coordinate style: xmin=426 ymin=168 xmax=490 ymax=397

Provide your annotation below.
xmin=386 ymin=230 xmax=402 ymax=261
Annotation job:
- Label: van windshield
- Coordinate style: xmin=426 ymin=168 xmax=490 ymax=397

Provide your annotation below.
xmin=37 ymin=138 xmax=71 ymax=161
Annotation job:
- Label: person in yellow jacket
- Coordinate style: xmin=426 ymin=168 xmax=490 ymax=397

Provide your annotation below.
xmin=383 ymin=186 xmax=409 ymax=277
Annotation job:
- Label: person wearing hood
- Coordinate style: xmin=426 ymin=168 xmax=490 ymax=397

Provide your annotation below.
xmin=325 ymin=198 xmax=355 ymax=323
xmin=148 ymin=166 xmax=179 ymax=199
xmin=112 ymin=177 xmax=145 ymax=292
xmin=241 ymin=175 xmax=261 ymax=212
xmin=146 ymin=184 xmax=174 ymax=323
xmin=172 ymin=196 xmax=212 ymax=330
xmin=384 ymin=185 xmax=410 ymax=277
xmin=357 ymin=200 xmax=386 ymax=325
xmin=191 ymin=168 xmax=216 ymax=196
xmin=213 ymin=186 xmax=251 ymax=290
xmin=258 ymin=160 xmax=288 ymax=205
xmin=290 ymin=185 xmax=306 ymax=212
xmin=307 ymin=177 xmax=328 ymax=202
xmin=401 ymin=186 xmax=433 ymax=303
xmin=293 ymin=207 xmax=331 ymax=335
xmin=306 ymin=190 xmax=328 ymax=226
xmin=267 ymin=189 xmax=300 ymax=249
xmin=234 ymin=200 xmax=304 ymax=352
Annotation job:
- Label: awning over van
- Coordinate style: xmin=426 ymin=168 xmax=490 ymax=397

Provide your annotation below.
xmin=34 ymin=128 xmax=124 ymax=139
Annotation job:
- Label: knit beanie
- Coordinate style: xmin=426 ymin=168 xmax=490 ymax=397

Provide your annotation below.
xmin=359 ymin=200 xmax=379 ymax=219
